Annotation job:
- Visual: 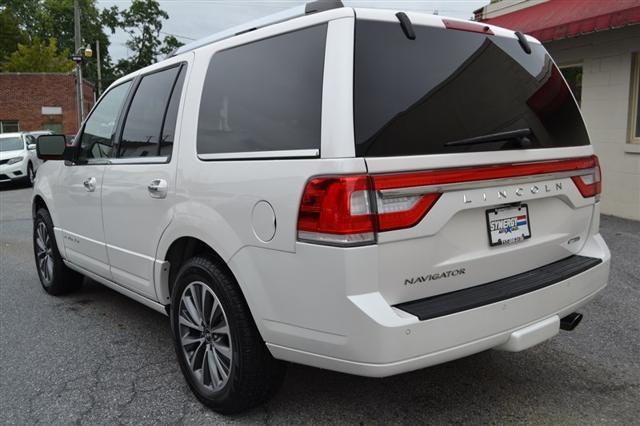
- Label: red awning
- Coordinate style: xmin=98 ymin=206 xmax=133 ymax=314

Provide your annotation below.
xmin=481 ymin=0 xmax=640 ymax=42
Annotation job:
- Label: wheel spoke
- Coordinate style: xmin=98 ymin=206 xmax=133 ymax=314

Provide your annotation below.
xmin=211 ymin=323 xmax=228 ymax=335
xmin=194 ymin=286 xmax=205 ymax=318
xmin=188 ymin=340 xmax=205 ymax=369
xmin=41 ymin=258 xmax=48 ymax=281
xmin=179 ymin=314 xmax=203 ymax=331
xmin=206 ymin=347 xmax=220 ymax=388
xmin=46 ymin=257 xmax=54 ymax=281
xmin=181 ymin=334 xmax=204 ymax=347
xmin=213 ymin=348 xmax=229 ymax=379
xmin=208 ymin=298 xmax=218 ymax=328
xmin=201 ymin=346 xmax=211 ymax=387
xmin=213 ymin=342 xmax=231 ymax=361
xmin=35 ymin=236 xmax=45 ymax=251
xmin=201 ymin=285 xmax=208 ymax=325
xmin=183 ymin=294 xmax=202 ymax=326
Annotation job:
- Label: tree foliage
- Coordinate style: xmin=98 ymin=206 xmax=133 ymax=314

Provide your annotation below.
xmin=0 ymin=7 xmax=26 ymax=63
xmin=1 ymin=38 xmax=74 ymax=72
xmin=102 ymin=0 xmax=183 ymax=76
xmin=1 ymin=0 xmax=114 ymax=84
xmin=0 ymin=0 xmax=180 ymax=83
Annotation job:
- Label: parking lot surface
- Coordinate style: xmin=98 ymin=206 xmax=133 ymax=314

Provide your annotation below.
xmin=1 ymin=183 xmax=639 ymax=425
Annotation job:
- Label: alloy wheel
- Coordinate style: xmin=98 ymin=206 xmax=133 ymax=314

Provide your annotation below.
xmin=35 ymin=222 xmax=54 ymax=283
xmin=178 ymin=281 xmax=233 ymax=392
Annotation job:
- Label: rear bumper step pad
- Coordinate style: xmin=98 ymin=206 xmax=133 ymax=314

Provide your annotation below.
xmin=395 ymin=255 xmax=602 ymax=321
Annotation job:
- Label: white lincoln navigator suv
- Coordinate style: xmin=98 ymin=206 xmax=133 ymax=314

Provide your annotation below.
xmin=32 ymin=2 xmax=610 ymax=414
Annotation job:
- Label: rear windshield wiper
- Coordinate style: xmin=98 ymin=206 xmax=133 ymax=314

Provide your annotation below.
xmin=444 ymin=128 xmax=532 ymax=147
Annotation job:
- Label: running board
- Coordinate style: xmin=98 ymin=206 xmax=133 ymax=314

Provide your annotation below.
xmin=395 ymin=255 xmax=602 ymax=321
xmin=64 ymin=260 xmax=168 ymax=316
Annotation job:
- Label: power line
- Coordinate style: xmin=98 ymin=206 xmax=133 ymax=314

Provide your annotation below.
xmin=160 ymin=30 xmax=196 ymax=41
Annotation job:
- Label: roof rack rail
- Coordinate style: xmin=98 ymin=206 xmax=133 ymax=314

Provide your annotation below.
xmin=170 ymin=0 xmax=344 ymax=57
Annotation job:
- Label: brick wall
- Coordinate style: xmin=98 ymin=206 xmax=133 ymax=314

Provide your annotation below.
xmin=0 ymin=73 xmax=94 ymax=135
xmin=547 ymin=26 xmax=640 ymax=221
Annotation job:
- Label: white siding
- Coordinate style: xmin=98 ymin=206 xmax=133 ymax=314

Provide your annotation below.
xmin=547 ymin=26 xmax=640 ymax=220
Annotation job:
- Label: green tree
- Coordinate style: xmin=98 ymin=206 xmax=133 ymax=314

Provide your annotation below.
xmin=0 ymin=7 xmax=26 ymax=63
xmin=40 ymin=0 xmax=115 ymax=86
xmin=102 ymin=0 xmax=183 ymax=75
xmin=1 ymin=38 xmax=74 ymax=72
xmin=1 ymin=0 xmax=115 ymax=86
xmin=0 ymin=1 xmax=44 ymax=38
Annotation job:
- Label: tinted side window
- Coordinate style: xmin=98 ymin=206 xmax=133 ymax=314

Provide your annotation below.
xmin=159 ymin=67 xmax=186 ymax=157
xmin=119 ymin=66 xmax=181 ymax=159
xmin=197 ymin=24 xmax=327 ymax=156
xmin=79 ymin=81 xmax=132 ymax=163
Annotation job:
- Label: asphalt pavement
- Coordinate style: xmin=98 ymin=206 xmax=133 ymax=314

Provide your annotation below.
xmin=1 ymin=183 xmax=638 ymax=425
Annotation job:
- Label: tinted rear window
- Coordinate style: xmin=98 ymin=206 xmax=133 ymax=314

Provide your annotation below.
xmin=197 ymin=24 xmax=327 ymax=156
xmin=354 ymin=20 xmax=590 ymax=157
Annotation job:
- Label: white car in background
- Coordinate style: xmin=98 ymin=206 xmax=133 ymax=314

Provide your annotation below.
xmin=0 ymin=132 xmax=44 ymax=185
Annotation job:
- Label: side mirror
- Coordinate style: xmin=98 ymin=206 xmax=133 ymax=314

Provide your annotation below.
xmin=27 ymin=143 xmax=37 ymax=150
xmin=36 ymin=134 xmax=67 ymax=160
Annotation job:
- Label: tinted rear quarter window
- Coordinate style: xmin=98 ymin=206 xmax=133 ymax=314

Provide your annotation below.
xmin=354 ymin=20 xmax=590 ymax=157
xmin=197 ymin=24 xmax=327 ymax=156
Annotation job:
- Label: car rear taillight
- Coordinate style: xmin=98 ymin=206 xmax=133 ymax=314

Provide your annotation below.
xmin=297 ymin=156 xmax=602 ymax=246
xmin=372 ymin=178 xmax=441 ymax=232
xmin=297 ymin=176 xmax=376 ymax=246
xmin=571 ymin=155 xmax=601 ymax=198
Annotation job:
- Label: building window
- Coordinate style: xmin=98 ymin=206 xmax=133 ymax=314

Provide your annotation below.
xmin=560 ymin=64 xmax=583 ymax=106
xmin=630 ymin=53 xmax=640 ymax=144
xmin=0 ymin=120 xmax=20 ymax=133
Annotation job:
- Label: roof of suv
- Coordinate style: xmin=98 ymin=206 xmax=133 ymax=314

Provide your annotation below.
xmin=170 ymin=0 xmax=344 ymax=57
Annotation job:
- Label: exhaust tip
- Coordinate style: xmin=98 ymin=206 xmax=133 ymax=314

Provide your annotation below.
xmin=560 ymin=312 xmax=583 ymax=331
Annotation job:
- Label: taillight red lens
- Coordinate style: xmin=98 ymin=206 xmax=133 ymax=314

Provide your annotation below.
xmin=297 ymin=175 xmax=376 ymax=245
xmin=571 ymin=155 xmax=601 ymax=198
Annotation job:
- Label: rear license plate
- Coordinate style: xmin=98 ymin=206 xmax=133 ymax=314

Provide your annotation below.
xmin=486 ymin=204 xmax=531 ymax=246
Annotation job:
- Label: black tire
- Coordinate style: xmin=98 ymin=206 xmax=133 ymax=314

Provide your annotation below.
xmin=26 ymin=163 xmax=35 ymax=187
xmin=170 ymin=255 xmax=286 ymax=414
xmin=33 ymin=208 xmax=83 ymax=295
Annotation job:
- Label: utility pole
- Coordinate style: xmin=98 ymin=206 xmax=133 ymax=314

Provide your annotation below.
xmin=96 ymin=39 xmax=102 ymax=96
xmin=73 ymin=0 xmax=85 ymax=127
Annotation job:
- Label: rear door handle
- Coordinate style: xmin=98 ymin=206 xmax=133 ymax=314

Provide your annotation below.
xmin=147 ymin=178 xmax=168 ymax=199
xmin=83 ymin=177 xmax=96 ymax=192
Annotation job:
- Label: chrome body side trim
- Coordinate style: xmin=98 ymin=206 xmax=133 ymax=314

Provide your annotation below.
xmin=108 ymin=156 xmax=169 ymax=165
xmin=198 ymin=149 xmax=319 ymax=161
